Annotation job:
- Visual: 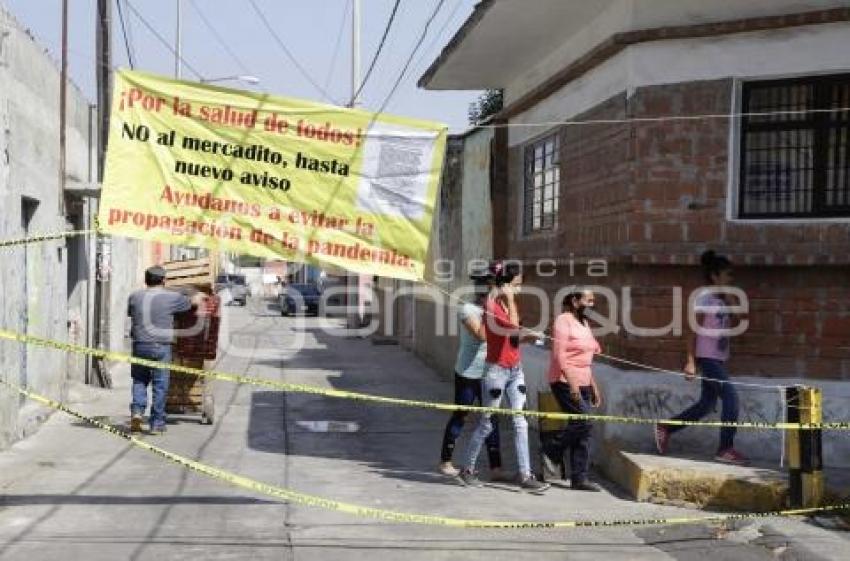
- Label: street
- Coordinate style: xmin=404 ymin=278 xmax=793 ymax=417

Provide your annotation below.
xmin=0 ymin=301 xmax=846 ymax=560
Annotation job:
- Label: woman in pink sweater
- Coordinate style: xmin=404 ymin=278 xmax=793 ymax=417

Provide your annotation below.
xmin=542 ymin=289 xmax=603 ymax=491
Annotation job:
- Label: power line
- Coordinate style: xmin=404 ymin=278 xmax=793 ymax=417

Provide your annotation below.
xmin=124 ymin=0 xmax=203 ymax=78
xmin=323 ymin=0 xmax=351 ymax=95
xmin=188 ymin=0 xmax=251 ymax=75
xmin=465 ymin=107 xmax=850 ymax=129
xmin=115 ymin=0 xmax=135 ymax=69
xmin=248 ymin=0 xmax=336 ymax=103
xmin=375 ymin=0 xmax=446 ymax=115
xmin=412 ymin=0 xmax=464 ymax=75
xmin=350 ymin=0 xmax=402 ymax=106
xmin=124 ymin=0 xmax=137 ymax=64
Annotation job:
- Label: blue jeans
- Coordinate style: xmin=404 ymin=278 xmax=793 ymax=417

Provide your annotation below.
xmin=669 ymin=358 xmax=739 ymax=451
xmin=462 ymin=363 xmax=530 ymax=476
xmin=440 ymin=373 xmax=502 ymax=467
xmin=130 ymin=342 xmax=172 ymax=429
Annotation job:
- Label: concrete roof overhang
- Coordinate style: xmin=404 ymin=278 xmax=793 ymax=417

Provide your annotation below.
xmin=419 ymin=0 xmax=614 ymax=90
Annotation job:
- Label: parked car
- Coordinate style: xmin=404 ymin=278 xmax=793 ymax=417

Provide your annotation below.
xmin=214 ymin=274 xmax=248 ymax=306
xmin=279 ymin=283 xmax=321 ymax=316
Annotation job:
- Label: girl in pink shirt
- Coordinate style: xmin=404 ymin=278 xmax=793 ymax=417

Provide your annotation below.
xmin=654 ymin=250 xmax=747 ymax=466
xmin=542 ymin=289 xmax=603 ymax=491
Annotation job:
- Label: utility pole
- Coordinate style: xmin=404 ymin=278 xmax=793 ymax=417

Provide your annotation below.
xmin=96 ymin=0 xmax=112 ymax=185
xmin=59 ymin=0 xmax=68 ymax=215
xmin=350 ymin=0 xmax=361 ymax=108
xmin=347 ymin=0 xmax=364 ymax=331
xmin=170 ymin=0 xmax=184 ymax=261
xmin=175 ymin=0 xmax=182 ymax=79
xmin=92 ymin=0 xmax=113 ymax=388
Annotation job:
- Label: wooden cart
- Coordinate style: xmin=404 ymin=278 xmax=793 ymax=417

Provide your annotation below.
xmin=162 ymin=257 xmax=220 ymax=425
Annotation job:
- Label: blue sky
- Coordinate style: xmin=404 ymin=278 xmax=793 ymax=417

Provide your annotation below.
xmin=2 ymin=0 xmax=481 ymax=131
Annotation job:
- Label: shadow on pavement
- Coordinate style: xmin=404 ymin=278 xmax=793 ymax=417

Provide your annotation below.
xmin=0 ymin=494 xmax=276 ymax=506
xmin=244 ymin=321 xmax=540 ymax=488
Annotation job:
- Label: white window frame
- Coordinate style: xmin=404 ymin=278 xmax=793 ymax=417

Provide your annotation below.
xmin=727 ymin=74 xmax=850 ymax=224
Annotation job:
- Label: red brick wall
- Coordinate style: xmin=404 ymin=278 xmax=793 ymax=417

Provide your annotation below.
xmin=499 ymin=79 xmax=850 ymax=380
xmin=503 ymin=93 xmax=633 ymax=262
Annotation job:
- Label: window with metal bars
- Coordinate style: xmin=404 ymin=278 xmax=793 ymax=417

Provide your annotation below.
xmin=739 ymin=74 xmax=850 ymax=218
xmin=523 ymin=133 xmax=559 ymax=233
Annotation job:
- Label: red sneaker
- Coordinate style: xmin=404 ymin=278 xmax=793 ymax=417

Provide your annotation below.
xmin=654 ymin=424 xmax=670 ymax=455
xmin=715 ymin=448 xmax=749 ymax=466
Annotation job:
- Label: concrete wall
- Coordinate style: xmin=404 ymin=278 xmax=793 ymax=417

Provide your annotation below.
xmin=105 ymin=235 xmax=143 ymax=358
xmin=378 ymin=129 xmax=495 ymax=377
xmin=459 ymin=128 xmax=494 ymax=274
xmin=0 ymin=6 xmax=97 ymax=446
xmin=505 ymin=3 xmax=850 ymax=109
xmin=521 ymin=344 xmax=850 ymax=468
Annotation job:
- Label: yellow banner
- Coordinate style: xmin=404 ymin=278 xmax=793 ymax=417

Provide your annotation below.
xmin=98 ymin=69 xmax=447 ymax=280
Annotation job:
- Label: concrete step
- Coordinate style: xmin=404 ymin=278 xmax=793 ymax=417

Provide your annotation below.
xmin=601 ymin=448 xmax=850 ymax=515
xmin=601 ymin=449 xmax=789 ymax=511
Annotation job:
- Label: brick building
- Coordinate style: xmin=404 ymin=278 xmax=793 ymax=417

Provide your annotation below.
xmin=420 ymin=0 xmax=850 ymax=379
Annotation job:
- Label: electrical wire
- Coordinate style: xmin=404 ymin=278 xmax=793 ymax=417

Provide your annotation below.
xmin=115 ymin=0 xmax=135 ymax=69
xmin=124 ymin=0 xmax=203 ymax=78
xmin=188 ymin=0 xmax=252 ymax=76
xmin=374 ymin=0 xmax=447 ymax=115
xmin=323 ymin=0 xmax=351 ymax=95
xmin=350 ymin=0 xmax=402 ymax=106
xmin=412 ymin=0 xmax=464 ymax=75
xmin=124 ymin=0 xmax=137 ymax=66
xmin=471 ymin=107 xmax=850 ymax=129
xmin=418 ymin=278 xmax=787 ymax=391
xmin=247 ymin=0 xmax=336 ymax=103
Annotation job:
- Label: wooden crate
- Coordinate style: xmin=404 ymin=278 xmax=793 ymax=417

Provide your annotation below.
xmin=162 ymin=257 xmax=214 ymax=290
xmin=162 ymin=258 xmax=218 ymax=425
xmin=166 ymin=357 xmax=214 ymax=424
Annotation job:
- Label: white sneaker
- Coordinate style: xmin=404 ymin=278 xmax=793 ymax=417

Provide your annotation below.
xmin=438 ymin=462 xmax=460 ymax=476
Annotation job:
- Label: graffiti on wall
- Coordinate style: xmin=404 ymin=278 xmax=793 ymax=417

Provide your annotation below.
xmin=618 ymin=387 xmax=783 ymax=426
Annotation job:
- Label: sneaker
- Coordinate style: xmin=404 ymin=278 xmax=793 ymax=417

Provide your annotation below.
xmin=518 ymin=474 xmax=550 ymax=492
xmin=654 ymin=424 xmax=670 ymax=455
xmin=457 ymin=469 xmax=484 ymax=488
xmin=438 ymin=462 xmax=459 ymax=477
xmin=129 ymin=415 xmax=143 ymax=433
xmin=149 ymin=425 xmax=167 ymax=436
xmin=541 ymin=453 xmax=563 ymax=481
xmin=571 ymin=480 xmax=603 ymax=492
xmin=715 ymin=448 xmax=749 ymax=466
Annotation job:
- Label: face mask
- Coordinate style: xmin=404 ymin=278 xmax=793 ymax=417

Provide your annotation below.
xmin=577 ymin=303 xmax=593 ymax=322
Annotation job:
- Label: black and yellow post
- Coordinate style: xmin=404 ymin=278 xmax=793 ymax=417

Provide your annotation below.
xmin=800 ymin=387 xmax=824 ymax=508
xmin=786 ymin=386 xmax=802 ymax=506
xmin=786 ymin=385 xmax=824 ymax=508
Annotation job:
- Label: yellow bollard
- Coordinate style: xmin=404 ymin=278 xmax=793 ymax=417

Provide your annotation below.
xmin=785 ymin=386 xmax=802 ymax=507
xmin=786 ymin=385 xmax=824 ymax=508
xmin=800 ymin=387 xmax=824 ymax=508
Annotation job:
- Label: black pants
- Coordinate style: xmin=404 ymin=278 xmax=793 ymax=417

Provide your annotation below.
xmin=440 ymin=373 xmax=502 ymax=468
xmin=544 ymin=382 xmax=593 ymax=483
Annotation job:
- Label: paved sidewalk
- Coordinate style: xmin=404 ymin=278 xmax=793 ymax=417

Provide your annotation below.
xmin=0 ymin=302 xmax=846 ymax=560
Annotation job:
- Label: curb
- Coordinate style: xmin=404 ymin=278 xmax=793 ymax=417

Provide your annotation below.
xmin=600 ymin=445 xmax=789 ymax=511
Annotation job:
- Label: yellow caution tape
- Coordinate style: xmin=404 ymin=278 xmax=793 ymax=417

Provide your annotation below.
xmin=1 ymin=328 xmax=849 ymax=431
xmin=0 ymin=229 xmax=99 ymax=248
xmin=1 ymin=378 xmax=848 ymax=529
xmin=3 ymin=231 xmax=848 ymax=430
